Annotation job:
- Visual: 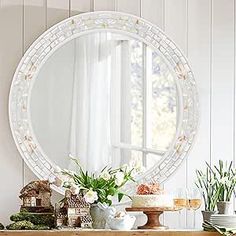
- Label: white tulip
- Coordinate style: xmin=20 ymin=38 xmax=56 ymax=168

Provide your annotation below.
xmin=84 ymin=190 xmax=98 ymax=204
xmin=115 ymin=172 xmax=124 ymax=186
xmin=70 ymin=184 xmax=80 ymax=195
xmin=100 ymin=171 xmax=111 ymax=181
xmin=61 ymin=173 xmax=75 ymax=184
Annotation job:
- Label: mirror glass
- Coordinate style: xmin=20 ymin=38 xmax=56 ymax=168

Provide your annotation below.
xmin=30 ymin=31 xmax=178 ymax=174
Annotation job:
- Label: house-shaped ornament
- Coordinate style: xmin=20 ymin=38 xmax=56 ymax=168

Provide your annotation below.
xmin=19 ymin=180 xmax=53 ymax=213
xmin=57 ymin=190 xmax=92 ymax=228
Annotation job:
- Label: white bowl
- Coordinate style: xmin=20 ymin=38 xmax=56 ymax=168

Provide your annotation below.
xmin=107 ymin=215 xmax=136 ymax=230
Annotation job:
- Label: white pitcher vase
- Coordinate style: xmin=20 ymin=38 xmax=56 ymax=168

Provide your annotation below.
xmin=90 ymin=203 xmax=116 ymax=229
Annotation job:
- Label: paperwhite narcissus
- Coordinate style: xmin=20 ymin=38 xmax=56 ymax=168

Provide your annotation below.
xmin=219 ymin=177 xmax=228 ymax=185
xmin=84 ymin=190 xmax=98 ymax=203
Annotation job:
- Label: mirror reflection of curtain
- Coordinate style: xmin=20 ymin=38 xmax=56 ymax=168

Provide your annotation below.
xmin=68 ymin=33 xmax=133 ymax=172
xmin=68 ymin=33 xmax=131 ymax=172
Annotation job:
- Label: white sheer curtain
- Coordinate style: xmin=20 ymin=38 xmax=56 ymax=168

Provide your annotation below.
xmin=32 ymin=32 xmax=134 ymax=172
xmin=69 ymin=32 xmax=113 ymax=172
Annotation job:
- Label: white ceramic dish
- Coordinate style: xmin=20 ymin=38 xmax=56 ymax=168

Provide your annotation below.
xmin=210 ymin=214 xmax=236 ymax=228
xmin=211 ymin=215 xmax=236 ymax=218
xmin=107 ymin=215 xmax=136 ymax=230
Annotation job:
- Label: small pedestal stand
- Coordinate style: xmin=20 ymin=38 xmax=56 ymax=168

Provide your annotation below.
xmin=126 ymin=207 xmax=178 ymax=230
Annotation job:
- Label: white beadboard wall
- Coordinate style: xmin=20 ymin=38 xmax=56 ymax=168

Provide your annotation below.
xmin=0 ymin=0 xmax=235 ymax=229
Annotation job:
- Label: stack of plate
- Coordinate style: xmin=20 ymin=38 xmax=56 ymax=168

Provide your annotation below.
xmin=210 ymin=215 xmax=236 ymax=228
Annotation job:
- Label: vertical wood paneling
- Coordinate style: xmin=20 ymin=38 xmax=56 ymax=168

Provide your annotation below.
xmin=116 ymin=0 xmax=140 ymax=16
xmin=211 ymin=1 xmax=234 ymax=165
xmin=211 ymin=0 xmax=235 ymax=214
xmin=0 ymin=1 xmax=23 ymax=77
xmin=24 ymin=0 xmax=46 ymax=50
xmin=234 ymin=0 xmax=236 ymax=212
xmin=164 ymin=0 xmax=188 ymax=229
xmin=141 ymin=0 xmax=164 ymax=28
xmin=187 ymin=0 xmax=211 ymax=228
xmin=0 ymin=0 xmax=23 ymax=225
xmin=94 ymin=0 xmax=115 ymax=11
xmin=70 ymin=0 xmax=91 ymax=15
xmin=47 ymin=0 xmax=69 ymax=28
xmin=165 ymin=0 xmax=187 ymax=53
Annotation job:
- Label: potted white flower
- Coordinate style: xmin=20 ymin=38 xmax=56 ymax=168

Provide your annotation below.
xmin=52 ymin=158 xmax=137 ymax=228
xmin=208 ymin=160 xmax=236 ymax=214
xmin=195 ymin=163 xmax=218 ymax=222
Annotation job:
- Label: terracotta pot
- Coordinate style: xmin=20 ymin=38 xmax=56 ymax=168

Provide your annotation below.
xmin=217 ymin=201 xmax=231 ymax=214
xmin=201 ymin=210 xmax=217 ymax=223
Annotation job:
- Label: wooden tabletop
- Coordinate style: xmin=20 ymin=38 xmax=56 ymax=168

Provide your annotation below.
xmin=0 ymin=230 xmax=219 ymax=236
xmin=126 ymin=207 xmax=178 ymax=212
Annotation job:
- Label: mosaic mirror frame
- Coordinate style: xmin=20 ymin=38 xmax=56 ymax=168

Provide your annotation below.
xmin=9 ymin=11 xmax=198 ymax=194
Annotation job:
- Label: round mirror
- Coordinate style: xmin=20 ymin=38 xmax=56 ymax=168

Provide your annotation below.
xmin=9 ymin=12 xmax=198 ymax=194
xmin=31 ymin=31 xmax=178 ymax=173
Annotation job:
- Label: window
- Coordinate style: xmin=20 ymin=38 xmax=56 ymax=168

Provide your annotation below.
xmin=111 ymin=39 xmax=177 ymax=170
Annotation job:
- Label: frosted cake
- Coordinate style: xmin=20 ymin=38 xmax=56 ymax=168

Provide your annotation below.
xmin=131 ymin=183 xmax=173 ymax=208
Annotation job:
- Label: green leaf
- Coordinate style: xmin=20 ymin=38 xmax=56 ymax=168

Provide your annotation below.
xmin=108 ymin=187 xmax=117 ymax=196
xmin=106 ymin=199 xmax=112 ymax=206
xmin=118 ymin=192 xmax=124 ymax=202
xmin=101 ymin=166 xmax=108 ymax=173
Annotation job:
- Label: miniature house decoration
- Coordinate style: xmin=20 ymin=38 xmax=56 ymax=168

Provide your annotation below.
xmin=5 ymin=180 xmax=55 ymax=230
xmin=55 ymin=206 xmax=67 ymax=227
xmin=55 ymin=190 xmax=92 ymax=228
xmin=19 ymin=180 xmax=53 ymax=213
